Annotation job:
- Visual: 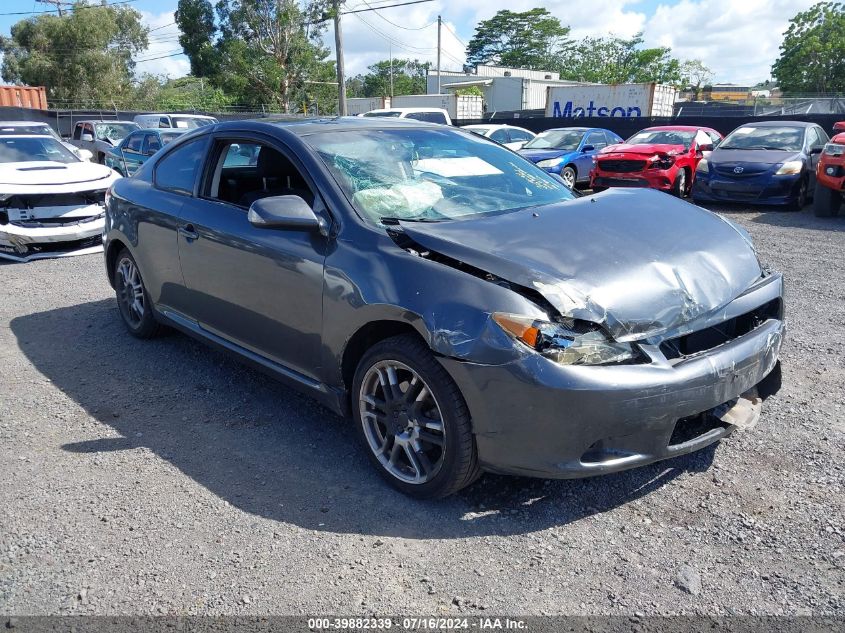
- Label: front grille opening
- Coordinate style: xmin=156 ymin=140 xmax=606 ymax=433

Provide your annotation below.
xmin=599 ymin=159 xmax=646 ymax=173
xmin=669 ymin=411 xmax=729 ymax=447
xmin=660 ymin=298 xmax=781 ymax=361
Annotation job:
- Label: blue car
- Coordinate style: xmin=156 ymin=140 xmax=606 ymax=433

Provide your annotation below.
xmin=519 ymin=127 xmax=624 ymax=188
xmin=692 ymin=120 xmax=829 ymax=211
xmin=104 ymin=128 xmax=186 ymax=176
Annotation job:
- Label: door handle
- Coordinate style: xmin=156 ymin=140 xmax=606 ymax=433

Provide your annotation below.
xmin=178 ymin=224 xmax=199 ymax=241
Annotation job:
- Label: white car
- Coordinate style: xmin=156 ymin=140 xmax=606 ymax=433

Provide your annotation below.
xmin=361 ymin=108 xmax=452 ymax=125
xmin=133 ymin=113 xmax=218 ymax=129
xmin=0 ymin=135 xmax=119 ymax=262
xmin=0 ymin=121 xmax=93 ymax=161
xmin=462 ymin=124 xmax=536 ymax=150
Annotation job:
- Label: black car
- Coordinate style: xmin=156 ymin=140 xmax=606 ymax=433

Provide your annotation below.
xmin=104 ymin=118 xmax=784 ymax=498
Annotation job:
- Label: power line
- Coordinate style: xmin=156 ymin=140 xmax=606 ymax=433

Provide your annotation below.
xmin=0 ymin=0 xmax=138 ymax=16
xmin=442 ymin=22 xmax=466 ymax=48
xmin=148 ymin=21 xmax=176 ymax=32
xmin=359 ymin=0 xmax=436 ymax=31
xmin=352 ymin=13 xmax=437 ymax=53
xmin=341 ymin=0 xmax=434 ymax=16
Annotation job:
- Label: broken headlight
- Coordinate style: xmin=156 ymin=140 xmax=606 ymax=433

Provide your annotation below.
xmin=492 ymin=313 xmax=638 ymax=365
xmin=648 ymin=154 xmax=674 ymax=170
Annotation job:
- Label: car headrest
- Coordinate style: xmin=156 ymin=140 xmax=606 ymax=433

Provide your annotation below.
xmin=257 ymin=147 xmax=294 ymax=179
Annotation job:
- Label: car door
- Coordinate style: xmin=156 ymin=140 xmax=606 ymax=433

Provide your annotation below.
xmin=577 ymin=131 xmax=607 ymax=182
xmin=175 ymin=134 xmax=329 ymax=381
xmin=120 ymin=132 xmax=145 ymax=175
xmin=806 ymin=126 xmax=828 ymax=190
xmin=132 ymin=135 xmax=211 ymax=317
xmin=141 ymin=132 xmax=163 ymax=165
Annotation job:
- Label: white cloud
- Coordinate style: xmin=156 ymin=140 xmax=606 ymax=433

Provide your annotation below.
xmin=135 ymin=11 xmax=190 ymax=79
xmin=642 ymin=0 xmax=817 ymax=85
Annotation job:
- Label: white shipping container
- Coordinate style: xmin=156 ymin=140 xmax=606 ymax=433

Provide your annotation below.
xmin=391 ymin=94 xmax=483 ymax=121
xmin=346 ymin=96 xmax=390 ymax=115
xmin=545 ymin=83 xmax=678 ymax=118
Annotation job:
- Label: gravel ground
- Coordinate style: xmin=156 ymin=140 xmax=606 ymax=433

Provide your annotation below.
xmin=0 ymin=203 xmax=843 ymax=617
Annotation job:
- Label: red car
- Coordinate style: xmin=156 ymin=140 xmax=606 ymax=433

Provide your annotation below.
xmin=590 ymin=125 xmax=723 ymax=197
xmin=833 ymin=121 xmax=845 ymax=133
xmin=813 ymin=131 xmax=845 ymax=217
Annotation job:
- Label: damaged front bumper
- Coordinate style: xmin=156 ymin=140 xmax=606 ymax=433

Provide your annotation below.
xmin=439 ymin=273 xmax=785 ymax=479
xmin=0 ymin=201 xmax=106 ymax=263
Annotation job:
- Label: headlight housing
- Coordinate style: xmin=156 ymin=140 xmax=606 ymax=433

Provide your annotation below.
xmin=492 ymin=313 xmax=639 ymax=366
xmin=775 ymin=160 xmax=803 ymax=175
xmin=695 ymin=158 xmax=709 ymax=173
xmin=648 ymin=154 xmax=674 ymax=170
xmin=823 ymin=142 xmax=845 ymax=156
xmin=537 ymin=157 xmax=563 ymax=168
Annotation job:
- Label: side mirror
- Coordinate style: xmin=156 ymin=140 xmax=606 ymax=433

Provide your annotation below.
xmin=248 ymin=195 xmax=327 ymax=235
xmin=77 ymin=148 xmax=94 ymax=162
xmin=81 ymin=133 xmax=94 ymax=142
xmin=581 ymin=144 xmax=595 ymax=152
xmin=698 ymin=143 xmax=714 ymax=152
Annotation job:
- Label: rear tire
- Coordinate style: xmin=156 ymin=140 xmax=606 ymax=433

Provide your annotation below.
xmin=813 ymin=181 xmax=842 ymax=217
xmin=113 ymin=248 xmax=163 ymax=339
xmin=352 ymin=335 xmax=480 ymax=499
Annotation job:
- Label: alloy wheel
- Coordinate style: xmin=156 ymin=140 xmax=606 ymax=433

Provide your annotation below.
xmin=358 ymin=360 xmax=446 ymax=484
xmin=116 ymin=257 xmax=145 ymax=327
xmin=562 ymin=167 xmax=576 ymax=188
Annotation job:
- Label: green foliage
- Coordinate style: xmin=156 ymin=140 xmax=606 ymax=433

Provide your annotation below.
xmin=132 ymin=75 xmax=235 ymax=111
xmin=455 ymin=86 xmax=483 ymax=97
xmin=680 ymin=59 xmax=713 ymax=98
xmin=174 ymin=0 xmax=335 ymax=111
xmin=0 ymin=1 xmax=148 ymax=106
xmin=349 ymin=59 xmax=431 ymax=97
xmin=772 ymin=1 xmax=845 ymax=93
xmin=561 ymin=34 xmax=682 ymax=85
xmin=174 ymin=0 xmax=218 ymax=78
xmin=466 ymin=9 xmax=570 ymax=70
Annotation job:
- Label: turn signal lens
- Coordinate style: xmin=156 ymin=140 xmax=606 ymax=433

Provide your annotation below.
xmin=492 ymin=313 xmax=638 ymax=366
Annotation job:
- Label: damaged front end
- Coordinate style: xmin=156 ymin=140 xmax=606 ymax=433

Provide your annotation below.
xmin=0 ymin=189 xmax=108 ymax=262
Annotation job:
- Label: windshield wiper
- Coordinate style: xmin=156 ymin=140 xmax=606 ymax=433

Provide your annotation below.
xmin=380 ymin=216 xmax=441 ymax=225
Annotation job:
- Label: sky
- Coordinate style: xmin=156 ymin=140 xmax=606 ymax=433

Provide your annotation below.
xmin=0 ymin=0 xmax=818 ymax=87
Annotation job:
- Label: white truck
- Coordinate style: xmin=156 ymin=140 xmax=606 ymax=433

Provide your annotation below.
xmin=545 ymin=83 xmax=678 ymax=119
xmin=69 ymin=120 xmax=140 ymax=164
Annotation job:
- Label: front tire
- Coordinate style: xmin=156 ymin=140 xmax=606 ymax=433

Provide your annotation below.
xmin=561 ymin=166 xmax=577 ymax=189
xmin=352 ymin=335 xmax=480 ymax=498
xmin=787 ymin=175 xmax=808 ymax=212
xmin=813 ymin=182 xmax=842 ymax=217
xmin=671 ymin=168 xmax=687 ymax=197
xmin=113 ymin=249 xmax=162 ymax=339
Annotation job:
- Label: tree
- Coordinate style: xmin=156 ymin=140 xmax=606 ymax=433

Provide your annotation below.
xmin=353 ymin=58 xmax=431 ymax=97
xmin=0 ymin=1 xmax=148 ymax=106
xmin=561 ymin=34 xmax=682 ymax=85
xmin=680 ymin=59 xmax=713 ymax=99
xmin=466 ymin=9 xmax=570 ymax=70
xmin=174 ymin=0 xmax=218 ymax=78
xmin=772 ymin=1 xmax=845 ymax=93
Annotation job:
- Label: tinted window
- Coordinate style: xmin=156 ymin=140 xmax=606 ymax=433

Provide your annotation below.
xmin=405 ymin=111 xmax=448 ymax=124
xmin=585 ymin=131 xmax=607 ymax=149
xmin=73 ymin=124 xmax=83 ymax=140
xmin=154 ymin=138 xmax=207 ymax=195
xmin=159 ymin=117 xmax=171 ymax=128
xmin=125 ymin=133 xmax=144 ymax=153
xmin=490 ymin=129 xmax=510 ymax=143
xmin=508 ymin=129 xmax=534 ymax=142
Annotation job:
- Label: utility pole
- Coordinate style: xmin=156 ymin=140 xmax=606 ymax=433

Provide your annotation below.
xmin=333 ymin=0 xmax=347 ymax=116
xmin=436 ymin=15 xmax=442 ymax=93
xmin=389 ymin=45 xmax=394 ymax=98
xmin=36 ymin=0 xmax=68 ymax=16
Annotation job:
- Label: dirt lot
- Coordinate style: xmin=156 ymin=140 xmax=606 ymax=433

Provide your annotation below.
xmin=1 ymin=204 xmax=843 ymax=616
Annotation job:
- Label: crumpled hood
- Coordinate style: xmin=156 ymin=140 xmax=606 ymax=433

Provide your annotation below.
xmin=601 ymin=143 xmax=685 ymax=156
xmin=0 ymin=161 xmax=117 ymax=193
xmin=518 ymin=149 xmax=577 ymax=163
xmin=399 ymin=188 xmax=762 ymax=342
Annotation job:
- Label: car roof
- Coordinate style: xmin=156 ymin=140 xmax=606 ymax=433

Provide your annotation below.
xmin=77 ymin=120 xmax=137 ymax=124
xmin=642 ymin=125 xmax=709 ymax=132
xmin=736 ymin=120 xmax=815 ymax=128
xmin=366 ymin=108 xmax=448 ymax=114
xmin=207 ymin=116 xmax=455 ymax=136
xmin=0 ymin=121 xmax=50 ymax=127
xmin=134 ymin=127 xmax=187 ymax=133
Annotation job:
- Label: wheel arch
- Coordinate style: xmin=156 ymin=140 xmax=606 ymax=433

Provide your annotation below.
xmin=105 ymin=238 xmax=129 ymax=288
xmin=341 ymin=320 xmax=427 ymax=393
